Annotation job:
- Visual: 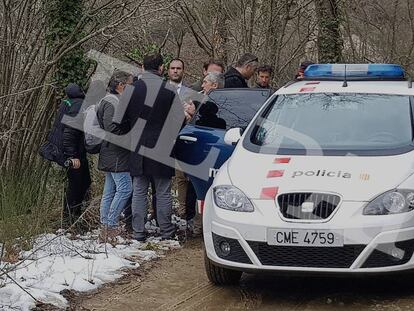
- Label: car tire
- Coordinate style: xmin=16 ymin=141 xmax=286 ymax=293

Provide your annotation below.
xmin=204 ymin=250 xmax=242 ymax=285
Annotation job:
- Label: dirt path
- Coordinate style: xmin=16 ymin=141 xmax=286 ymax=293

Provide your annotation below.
xmin=75 ymin=239 xmax=414 ymax=311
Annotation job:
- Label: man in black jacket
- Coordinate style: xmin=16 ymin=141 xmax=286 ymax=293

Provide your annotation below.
xmin=125 ymin=53 xmax=177 ymax=242
xmin=62 ymin=83 xmax=91 ymax=225
xmin=224 ymin=53 xmax=259 ymax=88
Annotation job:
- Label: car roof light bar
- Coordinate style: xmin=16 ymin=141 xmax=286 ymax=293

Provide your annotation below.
xmin=303 ymin=64 xmax=405 ymax=81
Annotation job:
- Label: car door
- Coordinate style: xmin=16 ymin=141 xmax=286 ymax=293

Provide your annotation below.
xmin=175 ymin=88 xmax=271 ymax=200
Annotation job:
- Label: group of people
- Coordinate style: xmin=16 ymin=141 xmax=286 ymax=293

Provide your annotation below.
xmin=53 ymin=51 xmax=312 ymax=243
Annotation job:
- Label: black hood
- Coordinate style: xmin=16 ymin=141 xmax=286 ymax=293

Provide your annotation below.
xmin=65 ymin=83 xmax=85 ymax=99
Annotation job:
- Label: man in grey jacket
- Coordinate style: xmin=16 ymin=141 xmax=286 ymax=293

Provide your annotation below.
xmin=97 ymin=71 xmax=133 ymax=239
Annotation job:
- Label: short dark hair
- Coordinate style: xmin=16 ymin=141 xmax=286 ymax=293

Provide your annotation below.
xmin=108 ymin=70 xmax=132 ymax=93
xmin=299 ymin=61 xmax=314 ymax=70
xmin=143 ymin=53 xmax=163 ymax=71
xmin=203 ymin=59 xmax=225 ymax=72
xmin=257 ymin=65 xmax=273 ymax=75
xmin=169 ymin=58 xmax=185 ymax=70
xmin=236 ymin=53 xmax=258 ymax=67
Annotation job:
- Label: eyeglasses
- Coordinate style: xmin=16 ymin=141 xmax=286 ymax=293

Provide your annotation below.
xmin=246 ymin=58 xmax=258 ymax=65
xmin=245 ymin=58 xmax=259 ymax=68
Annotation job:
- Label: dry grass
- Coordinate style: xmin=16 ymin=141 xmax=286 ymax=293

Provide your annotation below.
xmin=0 ymin=158 xmax=181 ymax=262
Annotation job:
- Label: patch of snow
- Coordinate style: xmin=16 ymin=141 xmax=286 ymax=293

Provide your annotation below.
xmin=0 ymin=230 xmax=180 ymax=310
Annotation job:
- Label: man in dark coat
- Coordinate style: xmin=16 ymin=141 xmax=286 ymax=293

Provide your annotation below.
xmin=62 ymin=83 xmax=91 ymax=225
xmin=224 ymin=53 xmax=259 ymax=88
xmin=125 ymin=53 xmax=177 ymax=241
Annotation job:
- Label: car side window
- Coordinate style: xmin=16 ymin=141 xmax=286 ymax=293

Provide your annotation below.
xmin=194 ymin=101 xmax=227 ymax=130
xmin=193 ymin=89 xmax=271 ymax=130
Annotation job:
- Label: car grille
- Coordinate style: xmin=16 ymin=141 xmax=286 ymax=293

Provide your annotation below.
xmin=248 ymin=241 xmax=365 ymax=268
xmin=212 ymin=233 xmax=252 ymax=264
xmin=278 ymin=192 xmax=341 ymax=220
xmin=362 ymin=239 xmax=414 ymax=268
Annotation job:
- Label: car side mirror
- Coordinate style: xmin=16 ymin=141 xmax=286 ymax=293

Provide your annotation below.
xmin=224 ymin=127 xmax=242 ymax=146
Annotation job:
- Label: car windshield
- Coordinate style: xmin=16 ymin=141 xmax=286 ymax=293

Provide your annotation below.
xmin=248 ymin=93 xmax=413 ymax=155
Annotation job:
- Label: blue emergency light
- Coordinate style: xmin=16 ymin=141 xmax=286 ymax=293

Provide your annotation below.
xmin=304 ymin=64 xmax=405 ymax=80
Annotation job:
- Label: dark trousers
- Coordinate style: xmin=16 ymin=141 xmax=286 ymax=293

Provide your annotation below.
xmin=132 ymin=176 xmax=175 ymax=240
xmin=64 ymin=160 xmax=91 ymax=224
xmin=124 ymin=178 xmax=157 ymax=229
xmin=185 ymin=181 xmax=197 ymax=221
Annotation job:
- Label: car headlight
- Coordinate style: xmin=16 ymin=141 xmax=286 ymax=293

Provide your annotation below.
xmin=363 ymin=189 xmax=414 ymax=215
xmin=213 ymin=185 xmax=254 ymax=212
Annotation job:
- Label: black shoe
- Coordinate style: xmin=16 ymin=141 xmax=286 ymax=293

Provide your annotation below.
xmin=133 ymin=236 xmax=147 ymax=243
xmin=161 ymin=231 xmax=186 ymax=243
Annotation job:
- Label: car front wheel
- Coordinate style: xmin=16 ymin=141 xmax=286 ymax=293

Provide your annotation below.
xmin=204 ymin=251 xmax=242 ymax=285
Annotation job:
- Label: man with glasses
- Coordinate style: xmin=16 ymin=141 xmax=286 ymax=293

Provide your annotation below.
xmin=224 ymin=53 xmax=259 ymax=88
xmin=97 ymin=71 xmax=134 ymax=241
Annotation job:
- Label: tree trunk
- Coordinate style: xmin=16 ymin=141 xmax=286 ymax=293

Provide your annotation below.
xmin=315 ymin=0 xmax=343 ymax=63
xmin=211 ymin=0 xmax=229 ymax=64
xmin=45 ymin=0 xmax=90 ymax=94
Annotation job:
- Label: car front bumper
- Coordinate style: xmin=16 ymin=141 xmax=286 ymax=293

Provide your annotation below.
xmin=203 ymin=189 xmax=414 ymax=274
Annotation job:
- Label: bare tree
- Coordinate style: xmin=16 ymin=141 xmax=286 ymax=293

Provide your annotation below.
xmin=0 ymin=0 xmax=177 ymax=172
xmin=3 ymin=0 xmax=414 ymax=179
xmin=342 ymin=0 xmax=414 ymax=75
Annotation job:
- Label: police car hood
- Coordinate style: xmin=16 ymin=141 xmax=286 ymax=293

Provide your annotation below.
xmin=227 ymin=148 xmax=414 ymax=201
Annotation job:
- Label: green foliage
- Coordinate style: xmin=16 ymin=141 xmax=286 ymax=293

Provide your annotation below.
xmin=318 ymin=17 xmax=343 ymax=63
xmin=44 ymin=0 xmax=92 ymax=93
xmin=128 ymin=43 xmax=162 ymax=64
xmin=45 ymin=0 xmax=84 ymax=47
xmin=0 ymin=167 xmax=59 ymax=219
xmin=0 ymin=167 xmax=62 ymax=257
xmin=128 ymin=43 xmax=174 ymax=78
xmin=0 ymin=170 xmax=42 ymax=218
xmin=143 ymin=242 xmax=160 ymax=251
xmin=316 ymin=0 xmax=343 ymax=63
xmin=56 ymin=50 xmax=91 ymax=90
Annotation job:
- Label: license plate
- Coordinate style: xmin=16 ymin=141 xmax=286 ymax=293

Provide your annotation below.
xmin=267 ymin=228 xmax=344 ymax=247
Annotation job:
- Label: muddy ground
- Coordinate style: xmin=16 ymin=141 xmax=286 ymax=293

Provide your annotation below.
xmin=72 ymin=239 xmax=414 ymax=311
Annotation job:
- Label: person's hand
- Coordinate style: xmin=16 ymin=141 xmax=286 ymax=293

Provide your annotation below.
xmin=71 ymin=158 xmax=81 ymax=169
xmin=184 ymin=111 xmax=192 ymax=122
xmin=183 ymin=100 xmax=196 ymax=116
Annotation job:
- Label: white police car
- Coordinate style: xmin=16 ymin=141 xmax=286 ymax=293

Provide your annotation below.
xmin=203 ymin=64 xmax=414 ymax=285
